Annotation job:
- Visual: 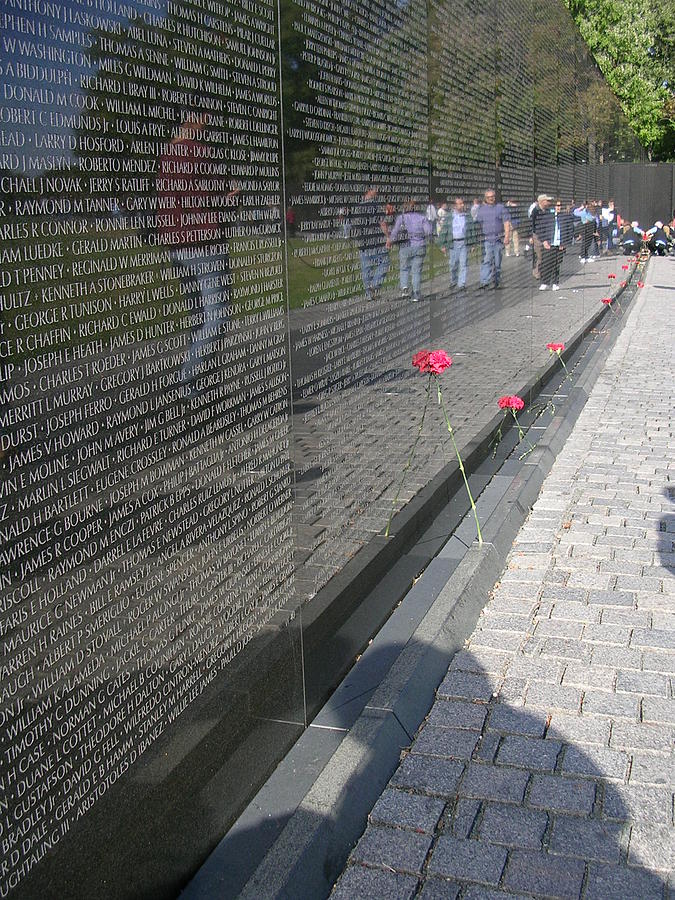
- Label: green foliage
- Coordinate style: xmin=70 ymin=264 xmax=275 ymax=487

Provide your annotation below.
xmin=563 ymin=0 xmax=675 ymax=160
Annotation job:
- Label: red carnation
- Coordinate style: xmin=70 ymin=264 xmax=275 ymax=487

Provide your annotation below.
xmin=546 ymin=342 xmax=565 ymax=353
xmin=621 ymin=264 xmax=629 ymax=270
xmin=637 ymin=281 xmax=644 ymax=288
xmin=498 ymin=395 xmax=524 ymax=410
xmin=412 ymin=350 xmax=431 ymax=372
xmin=601 ymin=297 xmax=612 ymax=305
xmin=608 ymin=273 xmax=616 ymax=279
xmin=428 ymin=350 xmax=452 ymax=374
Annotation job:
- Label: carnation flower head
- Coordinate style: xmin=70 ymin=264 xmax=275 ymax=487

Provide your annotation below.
xmin=608 ymin=273 xmax=616 ymax=279
xmin=412 ymin=350 xmax=431 ymax=372
xmin=498 ymin=395 xmax=524 ymax=410
xmin=621 ymin=264 xmax=629 ymax=271
xmin=546 ymin=342 xmax=565 ymax=354
xmin=427 ymin=350 xmax=452 ymax=374
xmin=413 ymin=349 xmax=452 ymax=375
xmin=601 ymin=297 xmax=612 ymax=305
xmin=637 ymin=281 xmax=644 ymax=288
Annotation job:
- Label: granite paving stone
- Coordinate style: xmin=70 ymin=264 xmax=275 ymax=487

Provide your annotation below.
xmin=332 ymin=266 xmax=673 ymax=900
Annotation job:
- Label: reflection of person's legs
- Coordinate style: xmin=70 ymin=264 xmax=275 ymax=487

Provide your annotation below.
xmin=492 ymin=240 xmax=503 ymax=286
xmin=449 ymin=245 xmax=459 ymax=286
xmin=551 ymin=248 xmax=563 ymax=286
xmin=480 ymin=241 xmax=493 ymax=286
xmin=372 ymin=247 xmax=389 ymax=289
xmin=532 ymin=234 xmax=542 ymax=277
xmin=512 ymin=230 xmax=520 ymax=256
xmin=177 ymin=247 xmax=230 ymax=390
xmin=410 ymin=246 xmax=426 ymax=298
xmin=399 ymin=244 xmax=411 ymax=291
xmin=457 ymin=243 xmax=467 ymax=287
xmin=540 ymin=248 xmax=553 ymax=286
xmin=359 ymin=249 xmax=374 ymax=292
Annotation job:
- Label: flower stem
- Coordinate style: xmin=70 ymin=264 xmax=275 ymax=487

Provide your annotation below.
xmin=558 ymin=354 xmax=573 ymax=385
xmin=512 ymin=409 xmax=536 ymax=459
xmin=385 ymin=375 xmax=432 ymax=537
xmin=437 ymin=384 xmax=483 ymax=546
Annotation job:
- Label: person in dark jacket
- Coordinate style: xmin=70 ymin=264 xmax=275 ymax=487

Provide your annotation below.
xmin=645 ymin=221 xmax=669 ymax=256
xmin=619 ymin=222 xmax=643 ymax=256
xmin=535 ymin=199 xmax=575 ymax=291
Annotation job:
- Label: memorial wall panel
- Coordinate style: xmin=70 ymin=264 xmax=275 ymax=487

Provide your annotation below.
xmin=0 ymin=0 xmax=655 ymax=896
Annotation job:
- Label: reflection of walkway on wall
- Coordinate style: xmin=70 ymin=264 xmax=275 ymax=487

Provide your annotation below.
xmin=291 ymin=250 xmax=632 ymax=604
xmin=329 ymin=259 xmax=674 ymax=898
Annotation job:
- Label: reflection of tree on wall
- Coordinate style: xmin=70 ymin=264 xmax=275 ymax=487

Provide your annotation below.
xmin=428 ymin=0 xmax=496 ymax=191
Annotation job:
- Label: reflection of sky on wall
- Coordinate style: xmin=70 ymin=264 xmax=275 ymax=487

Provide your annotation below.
xmin=0 ymin=0 xmax=167 ymax=174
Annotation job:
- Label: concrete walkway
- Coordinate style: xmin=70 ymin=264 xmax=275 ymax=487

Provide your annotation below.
xmin=331 ymin=257 xmax=675 ymax=899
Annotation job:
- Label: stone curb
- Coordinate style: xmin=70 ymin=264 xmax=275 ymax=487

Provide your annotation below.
xmin=182 ymin=263 xmax=647 ymax=900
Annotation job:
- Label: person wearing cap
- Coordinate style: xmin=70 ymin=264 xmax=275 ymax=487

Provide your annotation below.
xmin=529 ymin=194 xmax=552 ymax=279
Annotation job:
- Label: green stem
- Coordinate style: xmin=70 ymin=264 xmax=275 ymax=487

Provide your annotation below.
xmin=437 ymin=384 xmax=483 ymax=546
xmin=512 ymin=408 xmax=536 ymax=459
xmin=490 ymin=412 xmax=508 ymax=458
xmin=558 ymin=353 xmax=573 ymax=385
xmin=385 ymin=375 xmax=432 ymax=537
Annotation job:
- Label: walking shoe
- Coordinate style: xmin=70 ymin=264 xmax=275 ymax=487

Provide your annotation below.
xmin=411 ymin=295 xmax=420 ymax=302
xmin=551 ymin=284 xmax=559 ymax=291
xmin=539 ymin=284 xmax=548 ymax=291
xmin=401 ymin=287 xmax=410 ymax=298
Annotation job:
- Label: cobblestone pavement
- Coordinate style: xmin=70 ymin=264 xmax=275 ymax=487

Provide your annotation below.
xmin=331 ymin=258 xmax=675 ymax=898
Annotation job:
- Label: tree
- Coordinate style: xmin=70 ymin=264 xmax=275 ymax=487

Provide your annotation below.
xmin=563 ymin=0 xmax=675 ymax=160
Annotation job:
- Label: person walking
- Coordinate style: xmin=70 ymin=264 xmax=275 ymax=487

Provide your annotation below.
xmin=474 ymin=189 xmax=511 ymax=290
xmin=529 ymin=194 xmax=552 ymax=279
xmin=438 ymin=197 xmax=477 ymax=291
xmin=388 ymin=199 xmax=433 ymax=301
xmin=536 ymin=198 xmax=574 ymax=291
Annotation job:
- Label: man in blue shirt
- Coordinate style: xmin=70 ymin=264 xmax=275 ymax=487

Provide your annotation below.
xmin=474 ymin=190 xmax=511 ymax=289
xmin=438 ymin=197 xmax=477 ymax=290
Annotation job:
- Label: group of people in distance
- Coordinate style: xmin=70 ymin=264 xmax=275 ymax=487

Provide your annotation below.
xmin=351 ymin=187 xmax=675 ymax=303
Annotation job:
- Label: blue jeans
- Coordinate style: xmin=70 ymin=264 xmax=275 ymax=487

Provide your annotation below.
xmin=449 ymin=241 xmax=467 ymax=287
xmin=399 ymin=243 xmax=426 ymax=296
xmin=480 ymin=239 xmax=503 ymax=286
xmin=359 ymin=247 xmax=389 ymax=293
xmin=172 ymin=247 xmax=230 ymax=391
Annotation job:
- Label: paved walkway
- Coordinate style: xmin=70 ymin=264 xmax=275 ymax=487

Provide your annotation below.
xmin=331 ymin=257 xmax=675 ymax=899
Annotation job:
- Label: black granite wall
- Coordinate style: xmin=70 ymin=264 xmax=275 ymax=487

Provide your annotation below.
xmin=0 ymin=0 xmax=669 ymax=896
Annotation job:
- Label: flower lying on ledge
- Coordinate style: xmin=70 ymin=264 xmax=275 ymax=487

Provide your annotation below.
xmin=546 ymin=342 xmax=573 ymax=384
xmin=608 ymin=273 xmax=616 ymax=280
xmin=387 ymin=351 xmax=482 ymax=544
xmin=637 ymin=281 xmax=644 ymax=288
xmin=621 ymin=264 xmax=629 ymax=271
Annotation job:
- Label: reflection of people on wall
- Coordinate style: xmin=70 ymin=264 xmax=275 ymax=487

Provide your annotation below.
xmin=573 ymin=201 xmax=598 ymax=262
xmin=504 ymin=199 xmax=521 ymax=256
xmin=388 ymin=199 xmax=433 ymax=302
xmin=353 ymin=187 xmax=390 ymax=301
xmin=529 ymin=194 xmax=551 ymax=279
xmin=619 ymin=221 xmax=643 ymax=255
xmin=645 ymin=221 xmax=669 ymax=255
xmin=286 ymin=206 xmax=296 ymax=236
xmin=536 ymin=198 xmax=574 ymax=291
xmin=475 ymin=190 xmax=511 ymax=290
xmin=438 ymin=197 xmax=476 ymax=291
xmin=157 ymin=110 xmax=238 ymax=393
